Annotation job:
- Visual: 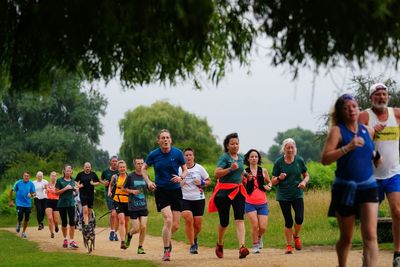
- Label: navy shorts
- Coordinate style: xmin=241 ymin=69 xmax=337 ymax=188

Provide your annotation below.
xmin=377 ymin=174 xmax=400 ymax=202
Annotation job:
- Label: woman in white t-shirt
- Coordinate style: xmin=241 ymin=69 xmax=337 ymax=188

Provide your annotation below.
xmin=179 ymin=148 xmax=211 ymax=254
xmin=33 ymin=171 xmax=49 ymax=230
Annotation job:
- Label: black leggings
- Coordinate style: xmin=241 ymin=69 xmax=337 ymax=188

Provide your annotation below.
xmin=279 ymin=198 xmax=304 ymax=228
xmin=59 ymin=206 xmax=75 ymax=227
xmin=34 ymin=198 xmax=47 ymax=224
xmin=214 ymin=193 xmax=245 ymax=227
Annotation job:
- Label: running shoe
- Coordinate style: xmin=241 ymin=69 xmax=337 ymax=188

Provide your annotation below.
xmin=162 ymin=251 xmax=171 ymax=261
xmin=194 ymin=238 xmax=198 ymax=251
xmin=120 ymin=241 xmax=127 ymax=250
xmin=69 ymin=241 xmax=79 ymax=249
xmin=137 ymin=247 xmax=146 ymax=254
xmin=16 ymin=223 xmax=21 ymax=233
xmin=63 ymin=239 xmax=68 ymax=248
xmin=38 ymin=223 xmax=44 ymax=230
xmin=285 ymin=244 xmax=293 ymax=254
xmin=109 ymin=231 xmax=114 ymax=241
xmin=258 ymin=235 xmax=263 ymax=249
xmin=293 ymin=235 xmax=302 ymax=250
xmin=114 ymin=233 xmax=119 ymax=241
xmin=50 ymin=233 xmax=55 ymax=238
xmin=252 ymin=243 xmax=260 ymax=254
xmin=239 ymin=246 xmax=249 ymax=259
xmin=55 ymin=225 xmax=59 ymax=233
xmin=394 ymin=255 xmax=400 ymax=267
xmin=190 ymin=244 xmax=198 ymax=254
xmin=21 ymin=232 xmax=27 ymax=239
xmin=125 ymin=233 xmax=132 ymax=248
xmin=215 ymin=243 xmax=224 ymax=258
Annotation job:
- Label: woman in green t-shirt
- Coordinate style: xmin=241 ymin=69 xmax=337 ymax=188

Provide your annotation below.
xmin=271 ymin=138 xmax=310 ymax=254
xmin=211 ymin=132 xmax=249 ymax=259
xmin=56 ymin=164 xmax=79 ymax=249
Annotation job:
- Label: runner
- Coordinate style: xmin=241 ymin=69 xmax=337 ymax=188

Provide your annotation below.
xmin=208 ymin=132 xmax=249 ymax=259
xmin=45 ymin=171 xmax=60 ymax=238
xmin=322 ymin=93 xmax=379 ymax=267
xmin=271 ymin=138 xmax=310 ymax=254
xmin=9 ymin=171 xmax=36 ymax=238
xmin=108 ymin=160 xmax=130 ymax=250
xmin=142 ymin=129 xmax=187 ymax=261
xmin=75 ymin=162 xmax=100 ymax=232
xmin=179 ymin=148 xmax=211 ymax=254
xmin=56 ymin=164 xmax=79 ymax=249
xmin=33 ymin=171 xmax=48 ymax=230
xmin=124 ymin=157 xmax=149 ymax=254
xmin=243 ymin=149 xmax=272 ymax=254
xmin=100 ymin=156 xmax=119 ymax=241
xmin=359 ymin=83 xmax=400 ymax=266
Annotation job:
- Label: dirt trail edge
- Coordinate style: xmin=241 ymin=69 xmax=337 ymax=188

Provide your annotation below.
xmin=2 ymin=227 xmax=392 ymax=267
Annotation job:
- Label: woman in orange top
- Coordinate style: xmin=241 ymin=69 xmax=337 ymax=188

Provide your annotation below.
xmin=108 ymin=160 xmax=130 ymax=249
xmin=243 ymin=149 xmax=272 ymax=254
xmin=45 ymin=171 xmax=60 ymax=238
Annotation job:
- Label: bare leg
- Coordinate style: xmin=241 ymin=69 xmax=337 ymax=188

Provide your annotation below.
xmin=235 ymin=220 xmax=246 ymax=246
xmin=336 ymin=213 xmax=355 ymax=267
xmin=360 ymin=202 xmax=379 ymax=267
xmin=139 ymin=216 xmax=148 ymax=246
xmin=246 ymin=211 xmax=259 ymax=244
xmin=182 ymin=210 xmax=195 ymax=245
xmin=388 ymin=192 xmax=400 ymax=252
xmin=161 ymin=206 xmax=173 ymax=247
xmin=193 ymin=216 xmax=203 ymax=240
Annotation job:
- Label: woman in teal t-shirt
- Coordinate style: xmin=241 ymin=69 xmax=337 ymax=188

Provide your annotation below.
xmin=212 ymin=132 xmax=249 ymax=259
xmin=272 ymin=138 xmax=310 ymax=254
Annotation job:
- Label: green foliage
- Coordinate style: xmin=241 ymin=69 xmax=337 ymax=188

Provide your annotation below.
xmin=267 ymin=127 xmax=324 ymax=162
xmin=306 ymin=162 xmax=335 ymax=189
xmin=4 ymin=1 xmax=400 ymax=92
xmin=119 ymin=101 xmax=221 ymax=166
xmin=0 ymin=185 xmax=13 ymax=215
xmin=0 ymin=1 xmax=255 ymax=92
xmin=0 ymin=73 xmax=108 ymax=174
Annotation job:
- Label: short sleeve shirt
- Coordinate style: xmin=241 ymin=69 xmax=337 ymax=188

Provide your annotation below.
xmin=124 ymin=172 xmax=148 ymax=211
xmin=33 ymin=179 xmax=49 ymax=199
xmin=55 ymin=177 xmax=76 ymax=207
xmin=216 ymin=153 xmax=244 ymax=197
xmin=145 ymin=146 xmax=185 ymax=189
xmin=75 ymin=171 xmax=99 ymax=198
xmin=179 ymin=163 xmax=209 ymax=200
xmin=14 ymin=180 xmax=36 ymax=207
xmin=272 ymin=155 xmax=307 ymax=201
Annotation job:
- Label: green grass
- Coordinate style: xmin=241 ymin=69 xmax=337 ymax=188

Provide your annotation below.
xmin=0 ymin=230 xmax=158 ymax=267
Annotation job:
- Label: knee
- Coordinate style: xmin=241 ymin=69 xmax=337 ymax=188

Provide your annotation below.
xmin=172 ymin=221 xmax=180 ymax=232
xmin=140 ymin=224 xmax=147 ymax=232
xmin=220 ymin=220 xmax=229 ymax=228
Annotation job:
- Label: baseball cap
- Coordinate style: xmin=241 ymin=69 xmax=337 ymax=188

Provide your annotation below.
xmin=369 ymin=83 xmax=388 ymax=96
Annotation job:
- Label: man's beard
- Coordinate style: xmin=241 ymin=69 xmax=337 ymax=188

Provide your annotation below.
xmin=372 ymin=101 xmax=388 ymax=111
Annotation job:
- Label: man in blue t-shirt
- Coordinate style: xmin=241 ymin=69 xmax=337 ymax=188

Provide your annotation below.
xmin=9 ymin=171 xmax=36 ymax=238
xmin=142 ymin=129 xmax=187 ymax=261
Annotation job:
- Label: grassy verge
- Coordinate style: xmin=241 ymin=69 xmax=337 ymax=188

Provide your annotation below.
xmin=0 ymin=230 xmax=158 ymax=267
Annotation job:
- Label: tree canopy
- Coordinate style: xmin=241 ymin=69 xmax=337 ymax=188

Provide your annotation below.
xmin=267 ymin=127 xmax=323 ymax=162
xmin=119 ymin=101 xmax=222 ymax=166
xmin=0 ymin=72 xmax=108 ymax=173
xmin=2 ymin=1 xmax=400 ymax=92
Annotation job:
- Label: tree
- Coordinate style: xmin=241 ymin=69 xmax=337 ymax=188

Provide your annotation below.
xmin=2 ymin=1 xmax=400 ymax=92
xmin=119 ymin=101 xmax=221 ymax=166
xmin=0 ymin=73 xmax=108 ymax=173
xmin=267 ymin=127 xmax=323 ymax=162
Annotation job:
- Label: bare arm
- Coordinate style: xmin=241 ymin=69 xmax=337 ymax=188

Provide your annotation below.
xmin=141 ymin=163 xmax=156 ymax=191
xmin=321 ymin=126 xmax=344 ymax=165
xmin=263 ymin=168 xmax=272 ymax=190
xmin=9 ymin=189 xmax=14 ymax=207
xmin=107 ymin=175 xmax=116 ymax=197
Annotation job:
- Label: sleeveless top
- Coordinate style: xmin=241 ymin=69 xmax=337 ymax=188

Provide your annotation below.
xmin=244 ymin=166 xmax=267 ymax=205
xmin=335 ymin=123 xmax=374 ymax=185
xmin=46 ymin=183 xmax=59 ymax=200
xmin=113 ymin=174 xmax=129 ymax=203
xmin=366 ymin=107 xmax=400 ymax=179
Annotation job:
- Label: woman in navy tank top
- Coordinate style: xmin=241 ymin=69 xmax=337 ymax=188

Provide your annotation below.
xmin=321 ymin=94 xmax=381 ymax=267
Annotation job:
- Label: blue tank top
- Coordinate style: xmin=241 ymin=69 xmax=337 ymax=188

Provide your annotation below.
xmin=335 ymin=123 xmax=374 ymax=183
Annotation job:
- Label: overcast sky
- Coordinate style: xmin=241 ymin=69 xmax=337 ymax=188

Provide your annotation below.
xmin=97 ymin=48 xmax=395 ymax=157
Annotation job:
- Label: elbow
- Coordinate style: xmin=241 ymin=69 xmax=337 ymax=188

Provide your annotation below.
xmin=320 ymin=157 xmax=331 ymax=166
